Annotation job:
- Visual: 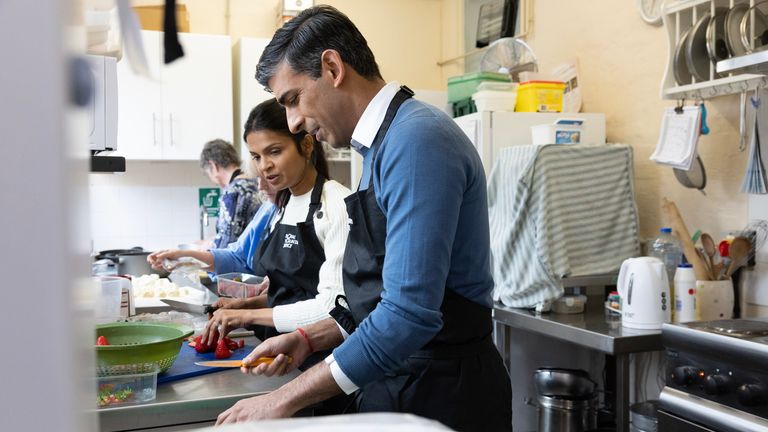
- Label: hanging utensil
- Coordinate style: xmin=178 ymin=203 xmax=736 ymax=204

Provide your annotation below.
xmin=739 ymin=90 xmax=748 ymax=152
xmin=674 ymin=155 xmax=707 ymax=194
xmin=740 ymin=89 xmax=767 ymax=194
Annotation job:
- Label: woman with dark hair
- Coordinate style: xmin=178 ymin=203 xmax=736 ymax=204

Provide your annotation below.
xmin=201 ymin=98 xmax=351 ymax=364
xmin=200 ymin=139 xmax=262 ymax=248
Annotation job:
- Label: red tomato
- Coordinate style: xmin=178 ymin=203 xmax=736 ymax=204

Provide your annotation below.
xmin=96 ymin=335 xmax=110 ymax=346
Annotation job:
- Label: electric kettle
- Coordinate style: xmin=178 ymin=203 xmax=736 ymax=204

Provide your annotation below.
xmin=617 ymin=257 xmax=671 ymax=329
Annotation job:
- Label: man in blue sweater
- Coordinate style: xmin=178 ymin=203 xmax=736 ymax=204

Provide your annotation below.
xmin=216 ymin=6 xmax=512 ymax=430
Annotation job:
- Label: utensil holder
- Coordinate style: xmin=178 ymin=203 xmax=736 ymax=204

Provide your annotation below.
xmin=695 ymin=279 xmax=735 ymax=320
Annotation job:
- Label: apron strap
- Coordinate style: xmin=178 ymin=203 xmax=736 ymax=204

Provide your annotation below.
xmin=366 ymin=86 xmax=415 ymax=187
xmin=305 ymin=174 xmax=326 ymax=224
xmin=228 ymin=168 xmax=243 ymax=184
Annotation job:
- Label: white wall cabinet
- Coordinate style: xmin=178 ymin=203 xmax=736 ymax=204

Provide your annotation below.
xmin=116 ymin=31 xmax=233 ymax=160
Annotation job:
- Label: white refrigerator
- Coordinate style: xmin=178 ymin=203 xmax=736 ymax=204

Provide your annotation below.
xmin=454 ymin=111 xmax=607 ymax=175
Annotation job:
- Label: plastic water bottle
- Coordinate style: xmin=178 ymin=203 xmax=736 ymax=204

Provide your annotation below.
xmin=649 ymin=227 xmax=683 ymax=282
xmin=674 ymin=263 xmax=697 ymax=323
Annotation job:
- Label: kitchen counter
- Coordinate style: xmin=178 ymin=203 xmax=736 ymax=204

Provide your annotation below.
xmin=97 ymin=337 xmax=300 ymax=431
xmin=493 ymin=296 xmax=663 ymax=432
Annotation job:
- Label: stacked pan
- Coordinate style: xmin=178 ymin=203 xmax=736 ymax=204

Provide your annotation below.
xmin=674 ymin=1 xmax=768 ymax=85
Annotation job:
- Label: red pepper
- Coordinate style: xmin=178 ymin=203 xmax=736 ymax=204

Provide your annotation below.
xmin=718 ymin=240 xmax=730 ymax=258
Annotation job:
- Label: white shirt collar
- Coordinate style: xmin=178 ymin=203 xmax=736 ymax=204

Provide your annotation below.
xmin=350 ymin=81 xmax=401 ymax=152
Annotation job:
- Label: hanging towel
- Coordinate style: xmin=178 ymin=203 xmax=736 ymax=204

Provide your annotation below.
xmin=488 ymin=144 xmax=640 ymax=308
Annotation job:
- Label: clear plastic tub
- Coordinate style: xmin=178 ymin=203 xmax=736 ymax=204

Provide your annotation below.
xmin=552 ymin=294 xmax=587 ymax=314
xmin=472 ymin=90 xmax=518 ymax=112
xmin=97 ymin=368 xmax=158 ymax=408
xmin=217 ymin=272 xmax=264 ymax=298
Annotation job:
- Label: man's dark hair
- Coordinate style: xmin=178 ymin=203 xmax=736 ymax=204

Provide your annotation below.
xmin=255 ymin=5 xmax=382 ymax=89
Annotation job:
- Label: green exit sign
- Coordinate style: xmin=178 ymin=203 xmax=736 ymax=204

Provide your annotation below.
xmin=198 ymin=188 xmax=220 ymax=217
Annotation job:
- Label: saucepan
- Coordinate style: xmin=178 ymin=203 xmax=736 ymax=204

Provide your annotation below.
xmin=95 ymin=247 xmax=168 ymax=277
xmin=534 ymin=367 xmax=597 ymax=400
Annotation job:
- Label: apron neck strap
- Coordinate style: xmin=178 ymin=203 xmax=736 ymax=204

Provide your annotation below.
xmin=367 ymin=86 xmax=415 ymax=187
xmin=228 ymin=168 xmax=243 ymax=185
xmin=305 ymin=173 xmax=326 ymax=224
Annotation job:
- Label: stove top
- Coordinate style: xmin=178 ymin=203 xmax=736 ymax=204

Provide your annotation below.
xmin=683 ymin=318 xmax=768 ymax=340
xmin=661 ymin=318 xmax=768 ymax=424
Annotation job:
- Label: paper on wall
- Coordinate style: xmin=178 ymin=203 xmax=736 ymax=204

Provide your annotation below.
xmin=551 ymin=58 xmax=581 ymax=113
xmin=650 ymin=106 xmax=700 ymax=170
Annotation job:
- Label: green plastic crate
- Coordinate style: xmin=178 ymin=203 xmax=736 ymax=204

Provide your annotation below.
xmin=451 ymin=97 xmax=477 ymax=118
xmin=447 ymin=72 xmax=510 ymax=103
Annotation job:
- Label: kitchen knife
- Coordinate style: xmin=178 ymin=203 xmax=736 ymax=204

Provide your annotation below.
xmin=195 ymin=356 xmax=293 ymax=368
xmin=160 ymin=298 xmax=217 ymax=315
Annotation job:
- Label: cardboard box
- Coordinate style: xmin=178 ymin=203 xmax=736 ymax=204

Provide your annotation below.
xmin=133 ymin=5 xmax=189 ymax=32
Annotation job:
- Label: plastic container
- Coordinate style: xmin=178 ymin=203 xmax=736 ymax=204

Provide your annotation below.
xmin=95 ymin=322 xmax=193 ymax=376
xmin=97 ymin=368 xmax=158 ymax=408
xmin=217 ymin=272 xmax=265 ymax=298
xmin=531 ymin=118 xmax=584 ymax=145
xmin=673 ymin=263 xmax=696 ymax=323
xmin=552 ymin=294 xmax=587 ymax=314
xmin=447 ymin=72 xmax=510 ymax=102
xmin=696 ymin=279 xmax=735 ymax=320
xmin=472 ymin=89 xmax=518 ymax=112
xmin=515 ymin=81 xmax=566 ymax=112
xmin=95 ymin=276 xmax=128 ymax=324
xmin=451 ymin=97 xmax=477 ymax=118
xmin=648 ymin=228 xmax=683 ymax=283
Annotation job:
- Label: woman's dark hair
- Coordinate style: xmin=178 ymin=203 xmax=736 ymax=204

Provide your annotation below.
xmin=243 ymin=98 xmax=329 ymax=209
xmin=200 ymin=139 xmax=240 ymax=170
xmin=255 ymin=5 xmax=382 ymax=89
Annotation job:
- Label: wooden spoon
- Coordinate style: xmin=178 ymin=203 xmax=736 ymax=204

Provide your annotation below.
xmin=701 ymin=233 xmax=724 ymax=279
xmin=726 ymin=236 xmax=751 ymax=278
xmin=661 ymin=198 xmax=710 ymax=280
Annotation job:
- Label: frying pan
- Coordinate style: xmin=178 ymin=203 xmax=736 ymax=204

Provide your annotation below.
xmin=687 ymin=14 xmax=713 ymax=82
xmin=674 ymin=26 xmax=694 ymax=85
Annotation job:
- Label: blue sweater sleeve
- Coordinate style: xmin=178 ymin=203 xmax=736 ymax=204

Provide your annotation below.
xmin=211 ymin=202 xmax=274 ymax=275
xmin=333 ymin=108 xmax=475 ymax=386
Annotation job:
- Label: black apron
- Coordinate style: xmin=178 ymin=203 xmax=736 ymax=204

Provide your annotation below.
xmin=341 ymin=87 xmax=512 ymax=432
xmin=254 ymin=174 xmax=329 ymax=368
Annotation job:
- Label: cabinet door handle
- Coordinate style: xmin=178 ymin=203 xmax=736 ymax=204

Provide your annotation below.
xmin=169 ymin=113 xmax=175 ymax=147
xmin=152 ymin=112 xmax=159 ymax=146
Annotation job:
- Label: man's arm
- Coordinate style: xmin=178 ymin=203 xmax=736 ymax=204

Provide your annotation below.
xmin=216 ymin=361 xmax=341 ymax=424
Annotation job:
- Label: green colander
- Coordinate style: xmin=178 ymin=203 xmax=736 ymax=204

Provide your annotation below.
xmin=95 ymin=322 xmax=193 ymax=376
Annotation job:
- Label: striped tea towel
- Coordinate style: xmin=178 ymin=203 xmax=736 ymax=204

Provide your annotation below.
xmin=488 ymin=144 xmax=640 ymax=308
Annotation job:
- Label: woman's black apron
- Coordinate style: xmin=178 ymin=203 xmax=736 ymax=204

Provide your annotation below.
xmin=253 ymin=174 xmax=329 ymax=369
xmin=341 ymin=86 xmax=512 ymax=431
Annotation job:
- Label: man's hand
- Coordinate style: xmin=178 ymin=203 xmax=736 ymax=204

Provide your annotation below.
xmin=216 ymin=393 xmax=293 ymax=425
xmin=211 ymin=297 xmax=246 ymax=310
xmin=241 ymin=331 xmax=311 ymax=377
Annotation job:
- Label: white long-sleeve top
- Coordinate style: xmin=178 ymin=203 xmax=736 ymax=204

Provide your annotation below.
xmin=269 ymin=179 xmax=351 ymax=333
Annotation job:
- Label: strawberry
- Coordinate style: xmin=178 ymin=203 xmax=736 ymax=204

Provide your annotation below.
xmin=225 ymin=337 xmax=239 ymax=351
xmin=96 ymin=335 xmax=110 ymax=346
xmin=238 ymin=339 xmax=245 ymax=349
xmin=214 ymin=339 xmax=232 ymax=359
xmin=192 ymin=335 xmax=211 ymax=353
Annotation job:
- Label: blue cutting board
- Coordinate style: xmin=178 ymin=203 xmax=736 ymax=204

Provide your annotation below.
xmin=158 ymin=342 xmax=255 ymax=384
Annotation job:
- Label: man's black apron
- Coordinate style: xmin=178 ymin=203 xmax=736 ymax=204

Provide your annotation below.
xmin=341 ymin=87 xmax=512 ymax=431
xmin=254 ymin=174 xmax=329 ymax=368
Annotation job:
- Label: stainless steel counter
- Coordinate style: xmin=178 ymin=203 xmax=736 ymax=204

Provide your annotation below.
xmin=97 ymin=337 xmax=300 ymax=431
xmin=493 ymin=297 xmax=663 ymax=432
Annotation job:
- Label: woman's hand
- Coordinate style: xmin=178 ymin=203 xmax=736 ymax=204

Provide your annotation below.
xmin=146 ymin=249 xmax=183 ymax=270
xmin=240 ymin=331 xmax=311 ymax=377
xmin=201 ymin=309 xmax=253 ymax=344
xmin=253 ymin=276 xmax=270 ymax=296
xmin=211 ymin=297 xmax=246 ymax=310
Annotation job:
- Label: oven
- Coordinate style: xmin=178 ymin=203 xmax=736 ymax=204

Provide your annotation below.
xmin=659 ymin=319 xmax=768 ymax=432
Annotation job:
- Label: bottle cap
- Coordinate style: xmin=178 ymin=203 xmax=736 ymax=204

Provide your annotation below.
xmin=677 ymin=263 xmax=692 ymax=268
xmin=660 ymin=227 xmax=672 ymax=233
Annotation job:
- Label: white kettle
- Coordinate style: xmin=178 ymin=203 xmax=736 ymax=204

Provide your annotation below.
xmin=617 ymin=257 xmax=671 ymax=330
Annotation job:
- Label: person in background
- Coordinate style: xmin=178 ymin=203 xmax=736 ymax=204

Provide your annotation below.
xmin=201 ymin=139 xmax=262 ymax=249
xmin=215 ymin=6 xmax=512 ymax=431
xmin=147 ymin=171 xmax=276 ymax=284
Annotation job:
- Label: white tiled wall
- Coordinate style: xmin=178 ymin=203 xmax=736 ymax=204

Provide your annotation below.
xmin=89 ymin=161 xmax=213 ymax=252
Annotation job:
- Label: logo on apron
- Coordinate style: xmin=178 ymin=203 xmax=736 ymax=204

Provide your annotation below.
xmin=283 ymin=233 xmax=299 ymax=249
